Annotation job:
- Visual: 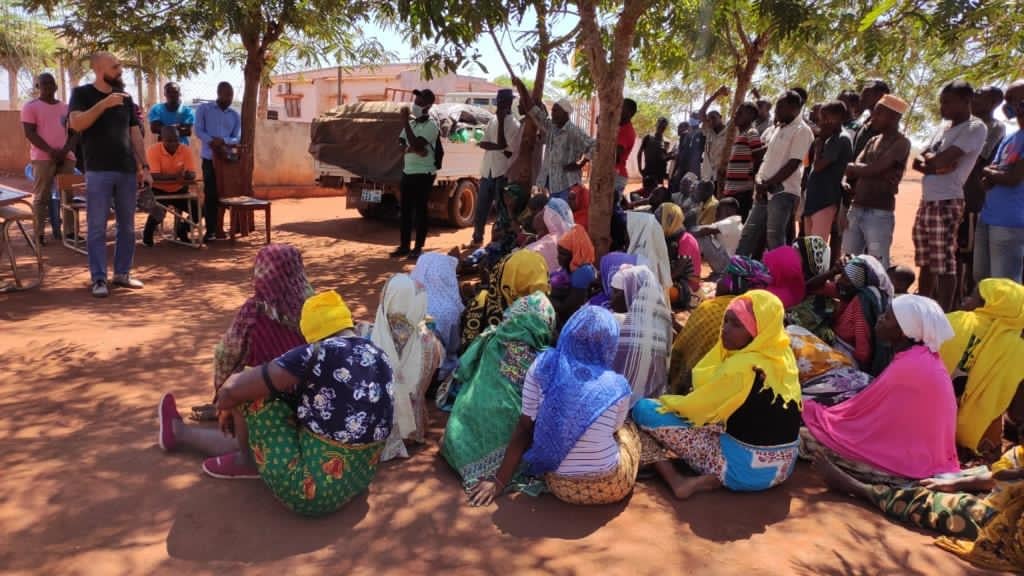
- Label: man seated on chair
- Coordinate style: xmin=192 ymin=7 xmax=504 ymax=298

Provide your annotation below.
xmin=144 ymin=125 xmax=197 ymax=246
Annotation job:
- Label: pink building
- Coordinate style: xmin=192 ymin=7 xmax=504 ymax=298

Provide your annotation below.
xmin=268 ymin=63 xmax=501 ymax=122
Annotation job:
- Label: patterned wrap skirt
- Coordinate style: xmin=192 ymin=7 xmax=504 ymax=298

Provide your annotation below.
xmin=244 ymin=398 xmax=385 ymax=517
xmin=544 ymin=423 xmax=641 ymax=505
xmin=632 ymin=399 xmax=799 ymax=492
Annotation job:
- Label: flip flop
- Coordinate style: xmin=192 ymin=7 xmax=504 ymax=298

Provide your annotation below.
xmin=158 ymin=393 xmax=182 ymax=452
xmin=202 ymin=452 xmax=261 ymax=480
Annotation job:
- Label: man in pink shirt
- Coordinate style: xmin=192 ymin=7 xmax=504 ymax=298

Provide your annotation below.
xmin=21 ymin=72 xmax=77 ymax=244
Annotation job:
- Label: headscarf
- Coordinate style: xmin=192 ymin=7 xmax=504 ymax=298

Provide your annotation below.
xmin=763 ymin=246 xmax=806 ymax=309
xmin=300 ymin=289 xmax=354 ymax=343
xmin=526 ymin=198 xmax=575 ymax=271
xmin=658 ymin=290 xmax=801 ymax=425
xmin=669 ymin=295 xmax=735 ymax=391
xmin=892 ymin=294 xmax=954 ymax=354
xmin=215 ymin=244 xmax=311 ymax=390
xmin=794 ymin=236 xmax=831 ymax=279
xmin=556 ymin=225 xmax=596 ymax=272
xmin=727 ymin=297 xmax=758 ymax=337
xmin=627 ymin=211 xmax=673 ymax=291
xmin=588 ymin=252 xmax=638 ymax=309
xmin=411 ymin=253 xmax=464 ymax=347
xmin=941 ymin=279 xmax=1024 ymax=452
xmin=843 ymin=254 xmax=895 ymax=375
xmin=720 ymin=255 xmax=773 ymax=295
xmin=656 ymin=202 xmax=685 ymax=238
xmin=613 ymin=265 xmax=673 ymax=405
xmin=523 ymin=306 xmax=631 ymax=475
xmin=461 ymin=250 xmax=550 ymax=348
xmin=370 ymin=274 xmax=429 ymax=451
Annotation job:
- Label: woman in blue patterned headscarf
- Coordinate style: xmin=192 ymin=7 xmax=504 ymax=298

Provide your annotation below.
xmin=467 ymin=306 xmax=642 ymax=506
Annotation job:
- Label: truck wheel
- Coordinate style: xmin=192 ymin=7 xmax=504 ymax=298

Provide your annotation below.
xmin=447 ymin=179 xmax=477 ymax=228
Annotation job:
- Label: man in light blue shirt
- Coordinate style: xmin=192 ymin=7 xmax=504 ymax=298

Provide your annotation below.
xmin=195 ymin=81 xmax=241 ymax=241
xmin=148 ymin=82 xmax=195 ymax=145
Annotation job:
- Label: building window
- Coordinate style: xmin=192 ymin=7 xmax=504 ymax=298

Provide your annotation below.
xmin=283 ymin=94 xmax=302 ymax=118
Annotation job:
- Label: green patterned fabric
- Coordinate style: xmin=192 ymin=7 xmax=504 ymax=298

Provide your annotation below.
xmin=868 ymin=483 xmax=998 ymax=541
xmin=441 ymin=293 xmax=554 ymax=488
xmin=244 ymin=398 xmax=384 ymax=517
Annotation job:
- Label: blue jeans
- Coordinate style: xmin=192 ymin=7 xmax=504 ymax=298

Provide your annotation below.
xmin=843 ymin=206 xmax=895 ymax=268
xmin=737 ymin=193 xmax=798 ymax=258
xmin=974 ymin=221 xmax=1024 ymax=283
xmin=473 ymin=175 xmax=505 ymax=244
xmin=86 ymin=171 xmax=138 ymax=282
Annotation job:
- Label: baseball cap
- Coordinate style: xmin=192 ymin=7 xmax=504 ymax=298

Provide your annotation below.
xmin=412 ymin=89 xmax=436 ymax=104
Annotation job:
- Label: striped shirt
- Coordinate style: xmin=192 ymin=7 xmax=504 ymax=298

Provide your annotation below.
xmin=724 ymin=127 xmax=762 ymax=195
xmin=521 ymin=363 xmax=629 ymax=476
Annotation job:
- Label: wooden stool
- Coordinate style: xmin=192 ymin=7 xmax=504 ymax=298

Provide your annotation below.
xmin=220 ymin=196 xmax=271 ymax=244
xmin=0 ymin=204 xmax=43 ymax=291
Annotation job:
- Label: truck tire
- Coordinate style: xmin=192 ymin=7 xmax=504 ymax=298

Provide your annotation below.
xmin=447 ymin=179 xmax=477 ymax=228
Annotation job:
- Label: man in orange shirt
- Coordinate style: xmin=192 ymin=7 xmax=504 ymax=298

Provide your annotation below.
xmin=144 ymin=125 xmax=197 ymax=245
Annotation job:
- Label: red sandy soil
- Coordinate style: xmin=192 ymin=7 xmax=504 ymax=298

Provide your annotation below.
xmin=0 ymin=173 xmax=999 ymax=575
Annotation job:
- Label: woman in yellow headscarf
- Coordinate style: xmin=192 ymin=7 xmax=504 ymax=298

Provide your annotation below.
xmin=941 ymin=278 xmax=1024 ymax=457
xmin=461 ymin=250 xmax=550 ymax=348
xmin=632 ymin=290 xmax=803 ymax=499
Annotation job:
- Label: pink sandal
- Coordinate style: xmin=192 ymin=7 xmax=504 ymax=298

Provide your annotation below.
xmin=158 ymin=393 xmax=182 ymax=452
xmin=202 ymin=452 xmax=261 ymax=480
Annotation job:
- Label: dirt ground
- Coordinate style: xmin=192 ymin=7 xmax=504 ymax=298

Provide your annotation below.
xmin=0 ymin=173 xmax=999 ymax=576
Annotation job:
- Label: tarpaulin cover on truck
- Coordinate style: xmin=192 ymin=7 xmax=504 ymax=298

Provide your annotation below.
xmin=309 ymin=102 xmax=494 ymax=185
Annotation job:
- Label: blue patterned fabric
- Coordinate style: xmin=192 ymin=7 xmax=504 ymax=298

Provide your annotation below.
xmin=523 ymin=306 xmax=630 ymax=475
xmin=719 ymin=435 xmax=800 ymax=491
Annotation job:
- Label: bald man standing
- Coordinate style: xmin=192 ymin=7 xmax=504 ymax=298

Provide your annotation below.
xmin=69 ymin=52 xmax=152 ymax=298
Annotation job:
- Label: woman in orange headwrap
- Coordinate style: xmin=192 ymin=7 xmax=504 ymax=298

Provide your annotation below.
xmin=552 ymin=225 xmax=598 ymax=325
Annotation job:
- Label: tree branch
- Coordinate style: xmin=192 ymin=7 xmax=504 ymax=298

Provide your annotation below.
xmin=488 ymin=26 xmax=518 ymax=79
xmin=731 ymin=10 xmax=751 ymax=54
xmin=576 ymin=0 xmax=609 ymax=83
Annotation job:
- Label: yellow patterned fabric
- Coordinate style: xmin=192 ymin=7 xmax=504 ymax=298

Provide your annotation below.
xmin=669 ymin=295 xmax=734 ymax=393
xmin=935 ymin=481 xmax=1024 ymax=572
xmin=788 ymin=326 xmax=856 ymax=382
xmin=545 ymin=423 xmax=640 ymax=505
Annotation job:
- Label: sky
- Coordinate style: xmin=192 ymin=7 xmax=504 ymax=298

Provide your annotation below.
xmin=2 ymin=11 xmax=579 ymax=104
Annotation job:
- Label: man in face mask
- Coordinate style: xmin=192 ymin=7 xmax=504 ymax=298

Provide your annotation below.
xmin=68 ymin=51 xmax=152 ymax=298
xmin=149 ymin=82 xmax=195 ymax=145
xmin=390 ymin=88 xmax=440 ymax=259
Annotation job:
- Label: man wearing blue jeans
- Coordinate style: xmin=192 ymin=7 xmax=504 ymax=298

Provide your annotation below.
xmin=738 ymin=91 xmax=813 ymax=259
xmin=471 ymin=89 xmax=519 ymax=247
xmin=842 ymin=94 xmax=911 ymax=268
xmin=975 ymin=80 xmax=1024 ymax=283
xmin=69 ymin=52 xmax=152 ymax=298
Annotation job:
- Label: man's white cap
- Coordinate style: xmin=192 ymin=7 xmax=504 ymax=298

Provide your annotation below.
xmin=555 ymin=98 xmax=573 ymax=115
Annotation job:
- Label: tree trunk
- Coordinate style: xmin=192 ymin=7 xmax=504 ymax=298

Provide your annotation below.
xmin=6 ymin=65 xmax=19 ymax=109
xmin=58 ymin=61 xmax=67 ymax=102
xmin=715 ymin=36 xmax=767 ymax=184
xmin=241 ymin=43 xmax=264 ymax=191
xmin=145 ymin=72 xmax=159 ymax=109
xmin=257 ymin=77 xmax=270 ymax=119
xmin=133 ymin=67 xmax=144 ymax=108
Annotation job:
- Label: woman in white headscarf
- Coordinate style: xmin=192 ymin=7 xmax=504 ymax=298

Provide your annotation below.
xmin=610 ymin=265 xmax=673 ymax=405
xmin=626 ymin=211 xmax=672 ymax=294
xmin=411 ymin=253 xmax=464 ymax=382
xmin=359 ymin=274 xmax=443 ymax=461
xmin=526 ymin=197 xmax=575 ymax=272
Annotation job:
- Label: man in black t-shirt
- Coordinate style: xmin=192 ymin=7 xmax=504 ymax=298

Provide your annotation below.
xmin=637 ymin=117 xmax=669 ymax=192
xmin=69 ymin=52 xmax=152 ymax=298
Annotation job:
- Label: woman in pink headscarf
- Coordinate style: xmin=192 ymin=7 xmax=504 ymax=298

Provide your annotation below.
xmin=762 ymin=245 xmax=806 ymax=309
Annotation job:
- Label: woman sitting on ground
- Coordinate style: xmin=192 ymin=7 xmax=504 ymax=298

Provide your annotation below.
xmin=587 ymin=251 xmax=638 ymax=309
xmin=809 ymin=254 xmax=894 ymax=375
xmin=461 ymin=250 xmax=550 ymax=349
xmin=801 ymin=295 xmax=960 ymax=484
xmin=816 ymin=445 xmax=1024 ymax=573
xmin=785 ymin=236 xmax=836 ymax=342
xmin=526 ymin=197 xmax=575 ymax=273
xmin=196 ymin=244 xmax=312 ymax=420
xmin=763 ymin=245 xmax=806 ymax=309
xmin=655 ymin=202 xmax=702 ymax=310
xmin=611 ymin=265 xmax=673 ymax=404
xmin=357 ymin=274 xmax=442 ymax=461
xmin=668 ymin=256 xmax=772 ymax=394
xmin=158 ymin=290 xmax=393 ymax=516
xmin=787 ymin=325 xmax=872 ymax=406
xmin=941 ymin=278 xmax=1024 ymax=459
xmin=441 ymin=293 xmax=557 ymax=488
xmin=552 ymin=225 xmax=598 ymax=325
xmin=467 ymin=306 xmax=639 ymax=506
xmin=411 ymin=253 xmax=463 ymax=385
xmin=634 ymin=290 xmax=803 ymax=500
xmin=626 ymin=211 xmax=673 ymax=298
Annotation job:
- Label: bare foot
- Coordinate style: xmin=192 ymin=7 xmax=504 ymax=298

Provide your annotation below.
xmin=813 ymin=453 xmax=869 ymax=499
xmin=655 ymin=461 xmax=720 ymax=500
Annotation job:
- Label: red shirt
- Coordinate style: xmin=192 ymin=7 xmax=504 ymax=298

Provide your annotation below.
xmin=616 ymin=122 xmax=636 ymax=177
